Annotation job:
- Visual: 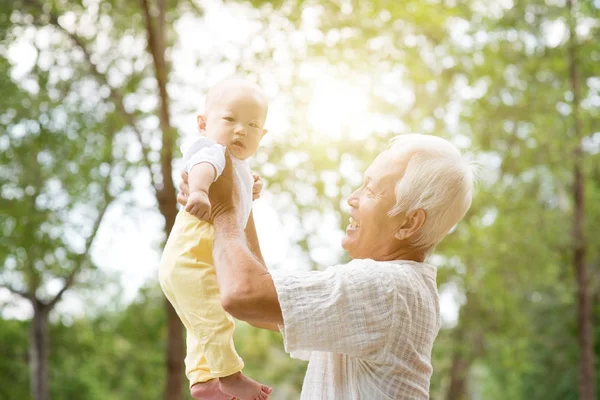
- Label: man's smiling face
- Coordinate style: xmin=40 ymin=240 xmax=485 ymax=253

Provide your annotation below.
xmin=342 ymin=150 xmax=410 ymax=260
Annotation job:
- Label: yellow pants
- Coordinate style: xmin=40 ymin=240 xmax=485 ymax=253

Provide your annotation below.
xmin=159 ymin=209 xmax=243 ymax=386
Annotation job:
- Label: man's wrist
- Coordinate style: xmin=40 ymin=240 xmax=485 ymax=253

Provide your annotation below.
xmin=213 ymin=211 xmax=241 ymax=232
xmin=213 ymin=211 xmax=245 ymax=258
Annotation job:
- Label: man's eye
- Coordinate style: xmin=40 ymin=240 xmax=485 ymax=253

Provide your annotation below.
xmin=224 ymin=117 xmax=234 ymax=122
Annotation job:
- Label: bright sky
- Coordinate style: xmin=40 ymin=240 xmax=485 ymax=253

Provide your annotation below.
xmin=1 ymin=0 xmax=462 ymax=325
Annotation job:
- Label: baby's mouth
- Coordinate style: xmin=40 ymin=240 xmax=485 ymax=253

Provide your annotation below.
xmin=232 ymin=139 xmax=245 ymax=149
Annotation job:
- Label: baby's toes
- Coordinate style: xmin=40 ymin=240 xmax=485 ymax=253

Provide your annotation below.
xmin=261 ymin=385 xmax=272 ymax=394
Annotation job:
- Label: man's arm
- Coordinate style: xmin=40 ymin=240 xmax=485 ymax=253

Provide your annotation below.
xmin=246 ymin=320 xmax=281 ymax=332
xmin=244 ymin=211 xmax=266 ymax=268
xmin=243 ymin=211 xmax=280 ymax=331
xmin=213 ymin=212 xmax=283 ymax=326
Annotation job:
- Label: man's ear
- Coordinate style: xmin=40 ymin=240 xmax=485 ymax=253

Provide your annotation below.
xmin=394 ymin=209 xmax=427 ymax=241
xmin=197 ymin=115 xmax=207 ymax=131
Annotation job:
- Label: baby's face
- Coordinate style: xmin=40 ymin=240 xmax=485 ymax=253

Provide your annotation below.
xmin=199 ymin=87 xmax=268 ymax=160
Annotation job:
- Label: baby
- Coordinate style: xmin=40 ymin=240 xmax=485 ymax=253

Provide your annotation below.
xmin=159 ymin=78 xmax=271 ymax=400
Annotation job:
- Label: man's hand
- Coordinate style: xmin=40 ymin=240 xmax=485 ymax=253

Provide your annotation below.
xmin=178 ymin=154 xmax=239 ymax=222
xmin=185 ymin=190 xmax=211 ymax=220
xmin=208 ymin=153 xmax=239 ymax=222
xmin=251 ymin=172 xmax=263 ymax=201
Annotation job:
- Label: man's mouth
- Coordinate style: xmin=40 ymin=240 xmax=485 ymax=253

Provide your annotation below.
xmin=348 ymin=216 xmax=360 ymax=229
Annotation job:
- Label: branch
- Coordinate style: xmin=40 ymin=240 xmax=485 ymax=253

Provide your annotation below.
xmin=23 ymin=0 xmax=158 ymax=192
xmin=140 ymin=0 xmax=171 ymax=132
xmin=140 ymin=0 xmax=175 ymax=158
xmin=20 ymin=151 xmax=46 ymax=294
xmin=48 ymin=142 xmax=116 ymax=309
xmin=0 ymin=283 xmax=30 ymax=300
xmin=47 ymin=203 xmax=111 ymax=309
xmin=158 ymin=0 xmax=166 ymax=40
xmin=140 ymin=0 xmax=177 ymax=220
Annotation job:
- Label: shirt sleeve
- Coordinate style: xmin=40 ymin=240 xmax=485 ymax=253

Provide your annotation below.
xmin=270 ymin=260 xmax=408 ymax=362
xmin=180 ymin=136 xmax=226 ymax=180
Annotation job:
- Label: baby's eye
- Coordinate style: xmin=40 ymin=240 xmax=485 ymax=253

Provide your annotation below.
xmin=223 ymin=117 xmax=235 ymax=122
xmin=249 ymin=123 xmax=258 ymax=128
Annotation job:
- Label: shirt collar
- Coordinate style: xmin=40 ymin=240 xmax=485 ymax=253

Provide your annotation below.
xmin=388 ymin=259 xmax=437 ymax=280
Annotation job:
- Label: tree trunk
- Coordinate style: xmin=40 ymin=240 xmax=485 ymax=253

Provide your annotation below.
xmin=445 ymin=320 xmax=471 ymax=400
xmin=445 ymin=292 xmax=482 ymax=400
xmin=29 ymin=301 xmax=49 ymax=400
xmin=139 ymin=1 xmax=185 ymax=398
xmin=161 ymin=190 xmax=184 ymax=400
xmin=165 ymin=301 xmax=185 ymax=400
xmin=446 ymin=350 xmax=469 ymax=400
xmin=567 ymin=1 xmax=596 ymax=399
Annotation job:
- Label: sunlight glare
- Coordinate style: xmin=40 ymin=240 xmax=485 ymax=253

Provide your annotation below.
xmin=307 ymin=77 xmax=370 ymax=140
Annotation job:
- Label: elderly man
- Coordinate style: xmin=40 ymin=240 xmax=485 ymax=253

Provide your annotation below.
xmin=178 ymin=134 xmax=475 ymax=399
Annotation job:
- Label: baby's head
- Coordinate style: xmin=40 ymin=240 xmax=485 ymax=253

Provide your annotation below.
xmin=197 ymin=78 xmax=268 ymax=160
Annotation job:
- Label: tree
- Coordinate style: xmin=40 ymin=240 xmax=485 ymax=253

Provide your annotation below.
xmin=567 ymin=1 xmax=595 ymax=398
xmin=0 ymin=39 xmax=119 ymax=400
xmin=3 ymin=1 xmax=599 ymax=398
xmin=2 ymin=1 xmax=206 ymax=398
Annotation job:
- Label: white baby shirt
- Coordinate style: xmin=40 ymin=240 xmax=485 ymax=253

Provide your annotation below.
xmin=180 ymin=136 xmax=254 ymax=226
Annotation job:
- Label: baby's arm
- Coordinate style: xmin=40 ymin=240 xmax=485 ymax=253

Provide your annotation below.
xmin=181 ymin=137 xmax=226 ymax=220
xmin=184 ymin=163 xmax=216 ymax=219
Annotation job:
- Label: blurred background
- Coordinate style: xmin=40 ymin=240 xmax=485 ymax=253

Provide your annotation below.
xmin=1 ymin=0 xmax=599 ymax=399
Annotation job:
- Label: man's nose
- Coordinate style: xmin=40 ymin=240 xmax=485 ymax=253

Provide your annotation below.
xmin=347 ymin=191 xmax=359 ymax=208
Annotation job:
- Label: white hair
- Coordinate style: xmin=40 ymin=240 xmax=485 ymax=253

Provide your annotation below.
xmin=387 ymin=134 xmax=476 ymax=254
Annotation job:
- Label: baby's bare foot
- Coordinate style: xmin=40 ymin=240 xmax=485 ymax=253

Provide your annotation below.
xmin=219 ymin=372 xmax=272 ymax=400
xmin=190 ymin=379 xmax=235 ymax=400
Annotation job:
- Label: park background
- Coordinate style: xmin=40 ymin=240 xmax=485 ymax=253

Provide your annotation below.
xmin=1 ymin=0 xmax=599 ymax=399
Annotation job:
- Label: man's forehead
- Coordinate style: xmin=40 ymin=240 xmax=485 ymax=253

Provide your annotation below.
xmin=365 ymin=150 xmax=408 ymax=182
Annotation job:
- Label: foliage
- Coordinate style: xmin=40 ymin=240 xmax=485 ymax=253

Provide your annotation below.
xmin=1 ymin=0 xmax=599 ymax=399
xmin=0 ymin=284 xmax=305 ymax=399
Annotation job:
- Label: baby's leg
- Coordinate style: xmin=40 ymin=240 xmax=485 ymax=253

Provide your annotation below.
xmin=178 ymin=268 xmax=272 ymax=400
xmin=185 ymin=330 xmax=212 ymax=389
xmin=182 ymin=295 xmax=272 ymax=400
xmin=160 ymin=216 xmax=216 ymax=395
xmin=167 ymin=215 xmax=271 ymax=399
xmin=186 ymin=324 xmax=271 ymax=400
xmin=172 ymin=247 xmax=245 ymax=384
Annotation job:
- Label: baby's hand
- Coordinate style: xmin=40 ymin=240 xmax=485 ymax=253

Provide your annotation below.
xmin=185 ymin=190 xmax=211 ymax=220
xmin=252 ymin=172 xmax=263 ymax=201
